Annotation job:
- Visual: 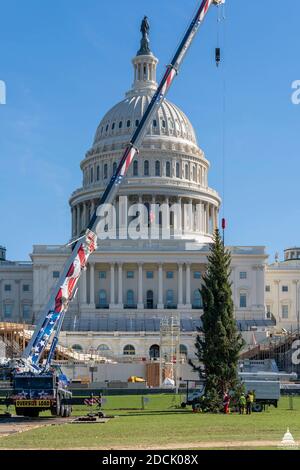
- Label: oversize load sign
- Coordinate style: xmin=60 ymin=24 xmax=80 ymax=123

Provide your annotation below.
xmin=16 ymin=400 xmax=51 ymax=407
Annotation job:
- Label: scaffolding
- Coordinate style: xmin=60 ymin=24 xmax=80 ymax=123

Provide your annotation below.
xmin=159 ymin=315 xmax=180 ymax=391
xmin=241 ymin=331 xmax=300 ymax=375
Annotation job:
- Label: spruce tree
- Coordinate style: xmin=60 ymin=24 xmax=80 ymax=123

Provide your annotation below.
xmin=191 ymin=229 xmax=244 ymax=411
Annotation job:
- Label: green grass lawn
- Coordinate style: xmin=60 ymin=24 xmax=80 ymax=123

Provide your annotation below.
xmin=0 ymin=395 xmax=299 ymax=450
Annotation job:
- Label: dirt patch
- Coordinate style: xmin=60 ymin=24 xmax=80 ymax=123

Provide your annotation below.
xmin=0 ymin=416 xmax=73 ymax=438
xmin=0 ymin=440 xmax=288 ymax=450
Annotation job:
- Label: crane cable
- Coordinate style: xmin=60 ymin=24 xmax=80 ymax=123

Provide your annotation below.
xmin=216 ymin=1 xmax=227 ymax=244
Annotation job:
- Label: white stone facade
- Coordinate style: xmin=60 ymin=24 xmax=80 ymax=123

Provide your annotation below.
xmin=265 ymin=248 xmax=300 ymax=331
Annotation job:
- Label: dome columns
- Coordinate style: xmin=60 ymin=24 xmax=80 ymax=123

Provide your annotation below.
xmin=131 ymin=54 xmax=158 ymax=94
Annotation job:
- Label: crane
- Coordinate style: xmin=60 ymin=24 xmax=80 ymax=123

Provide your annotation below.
xmin=10 ymin=0 xmax=224 ymax=417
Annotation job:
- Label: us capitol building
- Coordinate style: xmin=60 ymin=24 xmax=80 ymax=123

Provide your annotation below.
xmin=1 ymin=23 xmax=299 ymax=362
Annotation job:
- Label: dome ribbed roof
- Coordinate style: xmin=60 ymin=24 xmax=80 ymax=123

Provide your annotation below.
xmin=93 ymin=94 xmax=197 ymax=148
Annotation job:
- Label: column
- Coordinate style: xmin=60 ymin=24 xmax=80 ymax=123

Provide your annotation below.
xmin=213 ymin=207 xmax=217 ymax=231
xmin=274 ymin=280 xmax=281 ymax=322
xmin=251 ymin=267 xmax=257 ymax=308
xmin=90 ymin=263 xmax=95 ymax=307
xmin=162 ymin=197 xmax=170 ymax=239
xmin=257 ymin=265 xmax=265 ymax=310
xmin=216 ymin=207 xmax=219 ymax=230
xmin=178 ymin=263 xmax=184 ymax=308
xmin=15 ymin=280 xmax=21 ymax=322
xmin=138 ymin=263 xmax=144 ymax=309
xmin=232 ymin=267 xmax=239 ymax=310
xmin=294 ymin=280 xmax=300 ymax=331
xmin=109 ymin=263 xmax=116 ymax=308
xmin=83 ymin=203 xmax=87 ymax=229
xmin=174 ymin=197 xmax=182 ymax=237
xmin=206 ymin=203 xmax=210 ymax=234
xmin=117 ymin=263 xmax=123 ymax=308
xmin=80 ymin=267 xmax=87 ymax=305
xmin=76 ymin=205 xmax=80 ymax=236
xmin=72 ymin=207 xmax=76 ymax=237
xmin=33 ymin=265 xmax=40 ymax=313
xmin=186 ymin=263 xmax=191 ymax=307
xmin=158 ymin=264 xmax=164 ymax=309
xmin=91 ymin=200 xmax=95 ymax=217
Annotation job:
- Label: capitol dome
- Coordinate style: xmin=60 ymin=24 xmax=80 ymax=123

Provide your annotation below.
xmin=93 ymin=95 xmax=198 ymax=149
xmin=69 ymin=21 xmax=221 ymax=244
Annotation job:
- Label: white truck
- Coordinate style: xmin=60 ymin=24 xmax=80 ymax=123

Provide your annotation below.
xmin=182 ymin=377 xmax=281 ymax=412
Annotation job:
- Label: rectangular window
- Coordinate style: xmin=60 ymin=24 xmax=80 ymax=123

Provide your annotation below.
xmin=23 ymin=284 xmax=30 ymax=292
xmin=240 ymin=272 xmax=247 ymax=280
xmin=22 ymin=304 xmax=31 ymax=319
xmin=282 ymin=286 xmax=288 ymax=292
xmin=53 ymin=271 xmax=60 ymax=279
xmin=127 ymin=271 xmax=134 ymax=279
xmin=4 ymin=304 xmax=12 ymax=318
xmin=265 ymin=285 xmax=270 ymax=292
xmin=99 ymin=271 xmax=107 ymax=279
xmin=4 ymin=284 xmax=11 ymax=291
xmin=282 ymin=305 xmax=289 ymax=319
xmin=146 ymin=271 xmax=154 ymax=279
xmin=193 ymin=272 xmax=201 ymax=279
xmin=166 ymin=271 xmax=174 ymax=279
xmin=240 ymin=293 xmax=247 ymax=308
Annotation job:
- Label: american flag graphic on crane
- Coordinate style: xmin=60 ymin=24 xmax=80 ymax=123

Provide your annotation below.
xmin=29 ymin=229 xmax=97 ymax=366
xmin=120 ymin=147 xmax=137 ymax=177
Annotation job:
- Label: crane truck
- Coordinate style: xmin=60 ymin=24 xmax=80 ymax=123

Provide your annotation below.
xmin=7 ymin=0 xmax=224 ymax=418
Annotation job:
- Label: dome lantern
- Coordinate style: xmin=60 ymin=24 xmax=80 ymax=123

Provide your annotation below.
xmin=129 ymin=17 xmax=158 ymax=96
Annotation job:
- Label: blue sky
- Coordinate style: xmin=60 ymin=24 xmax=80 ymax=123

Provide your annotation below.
xmin=0 ymin=0 xmax=299 ymax=262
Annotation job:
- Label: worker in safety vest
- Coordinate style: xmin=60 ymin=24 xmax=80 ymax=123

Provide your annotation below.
xmin=239 ymin=393 xmax=246 ymax=415
xmin=246 ymin=391 xmax=254 ymax=415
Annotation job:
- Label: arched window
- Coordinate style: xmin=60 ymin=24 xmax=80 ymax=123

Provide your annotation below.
xmin=149 ymin=344 xmax=160 ymax=359
xmin=112 ymin=122 xmax=115 ymax=130
xmin=104 ymin=163 xmax=108 ymax=179
xmin=166 ymin=161 xmax=171 ymax=177
xmin=99 ymin=289 xmax=107 ymax=307
xmin=133 ymin=160 xmax=138 ymax=176
xmin=72 ymin=344 xmax=82 ymax=351
xmin=144 ymin=160 xmax=149 ymax=176
xmin=166 ymin=289 xmax=174 ymax=308
xmin=185 ymin=164 xmax=189 ymax=180
xmin=153 ymin=119 xmax=157 ymax=127
xmin=126 ymin=290 xmax=135 ymax=307
xmin=97 ymin=344 xmax=110 ymax=355
xmin=180 ymin=344 xmax=188 ymax=357
xmin=105 ymin=124 xmax=109 ymax=132
xmin=113 ymin=162 xmax=117 ymax=175
xmin=193 ymin=290 xmax=203 ymax=309
xmin=155 ymin=160 xmax=161 ymax=177
xmin=127 ymin=120 xmax=131 ymax=128
xmin=135 ymin=119 xmax=139 ymax=127
xmin=146 ymin=290 xmax=154 ymax=309
xmin=162 ymin=119 xmax=166 ymax=128
xmin=119 ymin=121 xmax=123 ymax=129
xmin=90 ymin=167 xmax=93 ymax=183
xmin=96 ymin=165 xmax=100 ymax=181
xmin=123 ymin=344 xmax=135 ymax=355
xmin=176 ymin=162 xmax=180 ymax=178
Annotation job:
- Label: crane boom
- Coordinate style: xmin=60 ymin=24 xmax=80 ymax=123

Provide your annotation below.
xmin=22 ymin=0 xmax=223 ymax=372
